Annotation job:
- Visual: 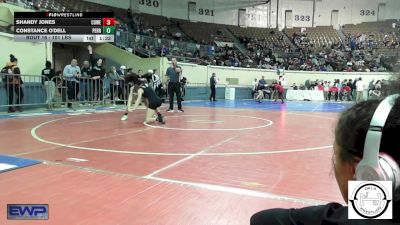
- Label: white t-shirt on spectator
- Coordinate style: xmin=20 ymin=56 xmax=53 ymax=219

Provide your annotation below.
xmin=323 ymin=83 xmax=329 ymax=92
xmin=356 ymin=80 xmax=364 ymax=91
xmin=252 ymin=81 xmax=258 ymax=91
xmin=279 ymin=75 xmax=286 ymax=86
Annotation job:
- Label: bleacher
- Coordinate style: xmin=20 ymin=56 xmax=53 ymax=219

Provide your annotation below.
xmin=4 ymin=0 xmax=396 ymax=71
xmin=342 ymin=20 xmax=399 ymax=48
xmin=284 ymin=26 xmax=342 ymax=49
xmin=34 ymin=0 xmax=66 ymax=11
xmin=179 ymin=21 xmax=233 ymax=44
xmin=135 ymin=14 xmax=189 ymax=41
xmin=228 ymin=26 xmax=287 ymax=47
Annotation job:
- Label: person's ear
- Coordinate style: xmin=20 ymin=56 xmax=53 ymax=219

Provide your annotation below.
xmin=350 ymin=156 xmax=362 ymax=180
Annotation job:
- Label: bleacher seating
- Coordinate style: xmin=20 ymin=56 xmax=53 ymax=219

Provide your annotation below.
xmin=179 ymin=21 xmax=233 ymax=44
xmin=135 ymin=14 xmax=189 ymax=41
xmin=33 ymin=0 xmax=69 ymax=12
xmin=228 ymin=26 xmax=287 ymax=47
xmin=284 ymin=26 xmax=342 ymax=50
xmin=342 ymin=20 xmax=399 ymax=49
xmin=5 ymin=0 xmax=396 ymax=71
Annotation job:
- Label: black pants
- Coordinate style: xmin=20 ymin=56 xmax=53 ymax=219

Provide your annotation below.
xmin=66 ymin=81 xmax=76 ymax=101
xmin=118 ymin=81 xmax=126 ymax=99
xmin=168 ymin=82 xmax=182 ymax=110
xmin=155 ymin=84 xmax=162 ymax=98
xmin=210 ymin=85 xmax=216 ymax=101
xmin=57 ymin=79 xmax=67 ymax=103
xmin=274 ymin=91 xmax=284 ymax=102
xmin=328 ymin=92 xmax=338 ymax=101
xmin=181 ymin=84 xmax=186 ymax=97
xmin=92 ymin=80 xmax=103 ymax=101
xmin=6 ymin=84 xmax=24 ymax=105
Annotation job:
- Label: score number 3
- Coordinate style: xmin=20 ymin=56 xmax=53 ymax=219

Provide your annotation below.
xmin=102 ymin=18 xmax=115 ymax=26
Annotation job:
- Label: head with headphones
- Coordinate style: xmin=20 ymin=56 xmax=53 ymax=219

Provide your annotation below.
xmin=333 ymin=80 xmax=400 ymax=213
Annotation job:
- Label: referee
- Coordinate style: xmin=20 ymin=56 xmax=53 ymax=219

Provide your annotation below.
xmin=166 ymin=58 xmax=184 ymax=112
xmin=209 ymin=73 xmax=217 ymax=101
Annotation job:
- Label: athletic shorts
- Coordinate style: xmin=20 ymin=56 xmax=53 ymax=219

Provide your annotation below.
xmin=149 ymin=99 xmax=162 ymax=110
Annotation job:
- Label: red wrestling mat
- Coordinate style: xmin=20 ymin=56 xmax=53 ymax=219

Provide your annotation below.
xmin=0 ymin=107 xmax=344 ymax=225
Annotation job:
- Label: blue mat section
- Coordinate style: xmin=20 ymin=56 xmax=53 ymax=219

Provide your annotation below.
xmin=183 ymin=100 xmax=353 ymax=113
xmin=0 ymin=155 xmax=41 ymax=173
xmin=0 ymin=106 xmax=124 ymax=120
xmin=0 ymin=100 xmax=352 ymax=121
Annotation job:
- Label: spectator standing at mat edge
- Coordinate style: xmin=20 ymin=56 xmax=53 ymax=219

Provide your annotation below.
xmin=209 ymin=73 xmax=217 ymax=101
xmin=251 ymin=78 xmax=258 ymax=97
xmin=63 ymin=59 xmax=81 ymax=109
xmin=80 ymin=60 xmax=92 ymax=105
xmin=88 ymin=45 xmax=106 ymax=101
xmin=2 ymin=54 xmax=24 ymax=113
xmin=356 ymin=77 xmax=364 ymax=102
xmin=273 ymin=81 xmax=284 ymax=104
xmin=41 ymin=61 xmax=56 ymax=106
xmin=166 ymin=58 xmax=184 ymax=112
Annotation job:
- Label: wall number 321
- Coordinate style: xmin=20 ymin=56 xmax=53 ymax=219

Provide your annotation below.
xmin=199 ymin=8 xmax=214 ymax=16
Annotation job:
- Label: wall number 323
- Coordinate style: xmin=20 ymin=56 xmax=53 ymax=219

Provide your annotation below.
xmin=294 ymin=15 xmax=310 ymax=21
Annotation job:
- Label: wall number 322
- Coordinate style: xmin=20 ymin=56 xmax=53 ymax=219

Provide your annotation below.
xmin=360 ymin=10 xmax=375 ymax=16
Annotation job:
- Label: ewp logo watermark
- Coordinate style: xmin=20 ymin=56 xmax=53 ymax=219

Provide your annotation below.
xmin=348 ymin=181 xmax=392 ymax=219
xmin=7 ymin=204 xmax=49 ymax=220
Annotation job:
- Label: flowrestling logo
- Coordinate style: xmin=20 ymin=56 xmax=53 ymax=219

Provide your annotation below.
xmin=348 ymin=181 xmax=392 ymax=219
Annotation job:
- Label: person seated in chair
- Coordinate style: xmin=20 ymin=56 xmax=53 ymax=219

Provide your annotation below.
xmin=340 ymin=84 xmax=352 ymax=101
xmin=328 ymin=85 xmax=339 ymax=101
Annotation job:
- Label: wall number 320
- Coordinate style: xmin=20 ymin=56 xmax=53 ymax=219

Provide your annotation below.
xmin=139 ymin=0 xmax=159 ymax=8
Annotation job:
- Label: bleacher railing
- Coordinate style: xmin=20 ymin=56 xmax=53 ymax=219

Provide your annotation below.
xmin=1 ymin=73 xmax=256 ymax=112
xmin=0 ymin=73 xmax=48 ymax=110
xmin=0 ymin=73 xmax=133 ymax=111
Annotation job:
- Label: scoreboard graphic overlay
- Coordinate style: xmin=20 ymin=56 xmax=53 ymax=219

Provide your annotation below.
xmin=14 ymin=12 xmax=115 ymax=43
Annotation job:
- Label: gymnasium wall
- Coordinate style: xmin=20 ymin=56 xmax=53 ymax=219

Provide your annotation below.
xmin=92 ymin=43 xmax=163 ymax=76
xmin=0 ymin=3 xmax=52 ymax=79
xmin=0 ymin=2 xmax=27 ymax=25
xmin=313 ymin=0 xmax=400 ymax=26
xmin=87 ymin=0 xmax=400 ymax=29
xmin=175 ymin=62 xmax=393 ymax=86
xmin=0 ymin=33 xmax=52 ymax=80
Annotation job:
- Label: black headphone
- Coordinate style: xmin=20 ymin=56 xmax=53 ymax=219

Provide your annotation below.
xmin=355 ymin=94 xmax=400 ymax=190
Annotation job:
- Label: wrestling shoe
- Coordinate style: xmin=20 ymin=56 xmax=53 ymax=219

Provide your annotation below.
xmin=157 ymin=114 xmax=165 ymax=124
